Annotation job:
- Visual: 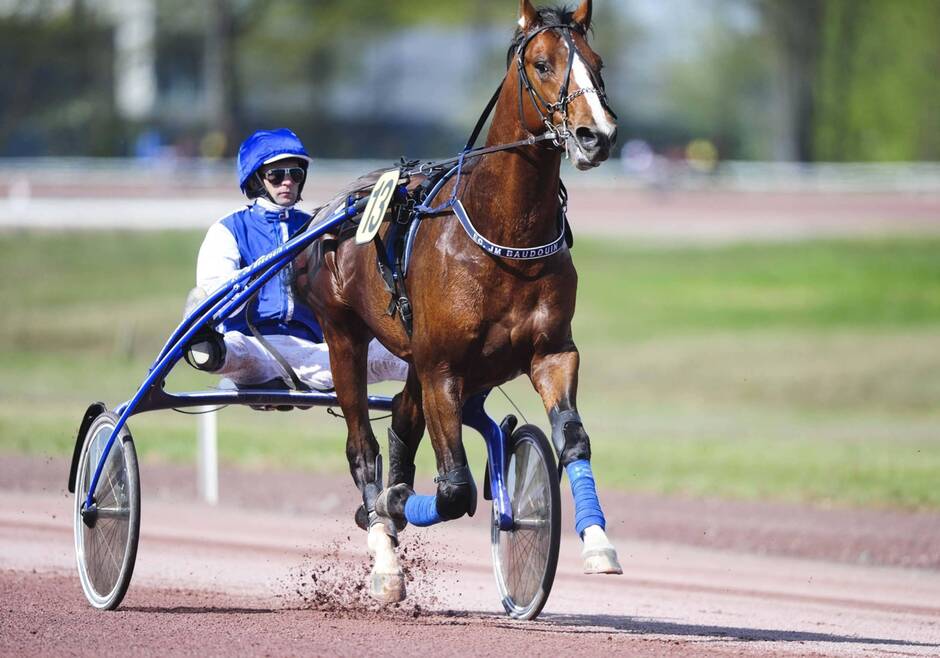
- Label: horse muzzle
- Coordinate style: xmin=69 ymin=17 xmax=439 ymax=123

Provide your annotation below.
xmin=570 ymin=125 xmax=616 ymax=170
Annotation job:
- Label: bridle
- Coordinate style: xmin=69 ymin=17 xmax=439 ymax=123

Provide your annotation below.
xmin=403 ymin=19 xmax=616 ymax=261
xmin=409 ymin=19 xmax=617 ymax=177
xmin=514 ymin=22 xmax=617 ymax=148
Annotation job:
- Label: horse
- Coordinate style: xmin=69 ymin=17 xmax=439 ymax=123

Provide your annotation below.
xmin=295 ymin=0 xmax=621 ymax=602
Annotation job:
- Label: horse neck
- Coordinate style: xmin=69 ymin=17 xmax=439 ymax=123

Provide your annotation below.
xmin=465 ymin=81 xmax=562 ymax=245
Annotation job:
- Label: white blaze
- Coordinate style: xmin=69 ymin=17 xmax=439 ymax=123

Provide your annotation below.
xmin=571 ymin=53 xmax=616 ymax=136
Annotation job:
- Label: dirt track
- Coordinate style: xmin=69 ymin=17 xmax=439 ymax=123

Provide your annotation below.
xmin=2 ymin=454 xmax=939 ymax=657
xmin=3 ymin=178 xmax=939 ymax=244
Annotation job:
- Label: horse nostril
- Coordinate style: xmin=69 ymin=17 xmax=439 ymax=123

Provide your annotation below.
xmin=609 ymin=128 xmax=618 ymax=146
xmin=576 ymin=127 xmax=599 ymax=149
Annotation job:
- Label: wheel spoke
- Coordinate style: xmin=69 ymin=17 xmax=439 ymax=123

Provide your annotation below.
xmin=75 ymin=417 xmax=138 ymax=609
xmin=501 ymin=439 xmax=548 ymax=608
xmin=490 ymin=428 xmax=559 ymax=620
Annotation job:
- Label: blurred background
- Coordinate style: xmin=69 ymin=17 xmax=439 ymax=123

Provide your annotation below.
xmin=1 ymin=0 xmax=938 ymax=510
xmin=0 ymin=0 xmax=938 ymax=162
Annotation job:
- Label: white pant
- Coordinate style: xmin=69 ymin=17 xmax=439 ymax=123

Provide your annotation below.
xmin=216 ymin=332 xmax=408 ymax=391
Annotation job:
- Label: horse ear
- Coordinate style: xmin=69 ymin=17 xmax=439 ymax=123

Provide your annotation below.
xmin=518 ymin=0 xmax=539 ymax=31
xmin=572 ymin=0 xmax=592 ymax=30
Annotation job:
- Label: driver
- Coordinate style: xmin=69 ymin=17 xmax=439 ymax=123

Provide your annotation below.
xmin=186 ymin=128 xmax=407 ymax=390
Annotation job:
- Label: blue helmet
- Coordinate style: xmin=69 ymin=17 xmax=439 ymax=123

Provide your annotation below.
xmin=236 ymin=128 xmax=311 ymax=195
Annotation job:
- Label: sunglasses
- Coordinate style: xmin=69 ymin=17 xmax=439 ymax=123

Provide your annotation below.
xmin=262 ymin=167 xmax=306 ymax=185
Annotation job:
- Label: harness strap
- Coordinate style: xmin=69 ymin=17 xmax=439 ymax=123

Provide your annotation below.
xmin=560 ymin=179 xmax=573 ymax=248
xmin=406 ymin=132 xmax=557 ymax=179
xmin=383 ymin=20 xmax=606 ymax=270
xmin=245 ymin=309 xmax=310 ymax=392
xmin=373 ymin=231 xmax=414 ymax=336
xmin=453 ymin=199 xmax=566 ymax=260
xmin=465 ymin=78 xmax=506 ymax=152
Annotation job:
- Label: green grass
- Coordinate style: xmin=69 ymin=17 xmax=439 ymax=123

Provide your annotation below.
xmin=1 ymin=230 xmax=938 ymax=509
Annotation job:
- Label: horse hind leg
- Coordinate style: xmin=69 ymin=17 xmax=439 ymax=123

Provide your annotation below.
xmin=323 ymin=321 xmax=405 ymax=602
xmin=531 ymin=351 xmax=623 ymax=575
xmin=389 ymin=369 xmax=424 ymax=489
xmin=375 ymin=368 xmax=425 ymax=530
xmin=366 ymin=503 xmax=405 ymax=603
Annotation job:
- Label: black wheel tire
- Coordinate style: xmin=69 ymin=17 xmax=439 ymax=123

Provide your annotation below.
xmin=73 ymin=410 xmax=140 ymax=610
xmin=490 ymin=424 xmax=561 ymax=620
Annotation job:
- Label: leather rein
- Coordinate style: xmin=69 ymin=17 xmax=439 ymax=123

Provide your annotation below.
xmin=405 ymin=21 xmax=613 ymax=260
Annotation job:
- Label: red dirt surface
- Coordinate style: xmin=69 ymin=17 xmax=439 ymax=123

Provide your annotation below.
xmin=3 ymin=454 xmax=939 ymax=657
xmin=3 ymin=178 xmax=938 ymax=244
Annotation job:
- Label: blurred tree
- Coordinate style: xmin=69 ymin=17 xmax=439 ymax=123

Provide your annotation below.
xmin=0 ymin=2 xmax=121 ymax=155
xmin=814 ymin=0 xmax=940 ymax=161
xmin=203 ymin=0 xmax=238 ymax=155
xmin=755 ymin=0 xmax=821 ymax=161
xmin=659 ymin=3 xmax=774 ymax=160
xmin=232 ymin=0 xmax=521 ymax=157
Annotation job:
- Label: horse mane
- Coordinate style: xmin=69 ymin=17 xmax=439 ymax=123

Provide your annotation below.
xmin=505 ymin=5 xmax=587 ymax=68
xmin=305 ymin=168 xmax=389 ymax=229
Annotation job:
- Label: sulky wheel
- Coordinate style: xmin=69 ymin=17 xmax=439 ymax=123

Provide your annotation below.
xmin=490 ymin=424 xmax=561 ymax=620
xmin=73 ymin=410 xmax=140 ymax=610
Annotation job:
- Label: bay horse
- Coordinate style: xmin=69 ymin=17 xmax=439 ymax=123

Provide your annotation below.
xmin=296 ymin=0 xmax=621 ymax=602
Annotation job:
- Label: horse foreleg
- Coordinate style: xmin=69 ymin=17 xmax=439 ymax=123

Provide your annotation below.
xmin=324 ymin=323 xmax=405 ymax=602
xmin=530 ymin=349 xmax=622 ymax=575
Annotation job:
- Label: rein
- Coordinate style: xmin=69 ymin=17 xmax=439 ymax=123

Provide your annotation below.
xmin=402 ymin=21 xmax=608 ymax=260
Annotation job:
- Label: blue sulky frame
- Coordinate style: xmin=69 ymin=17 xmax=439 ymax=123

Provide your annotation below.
xmin=68 ymin=192 xmax=515 ymax=532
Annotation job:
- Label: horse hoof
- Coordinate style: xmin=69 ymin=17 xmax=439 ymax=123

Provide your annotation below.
xmin=581 ymin=525 xmax=623 ymax=575
xmin=369 ymin=569 xmax=406 ymax=603
xmin=582 ymin=547 xmax=623 ymax=574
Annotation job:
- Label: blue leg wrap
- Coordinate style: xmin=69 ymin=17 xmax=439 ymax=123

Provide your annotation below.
xmin=404 ymin=494 xmax=443 ymax=527
xmin=566 ymin=459 xmax=606 ymax=536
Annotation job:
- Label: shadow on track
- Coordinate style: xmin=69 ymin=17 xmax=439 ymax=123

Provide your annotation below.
xmin=121 ymin=606 xmax=277 ymax=615
xmin=526 ymin=613 xmax=939 ymax=648
xmin=99 ymin=605 xmax=940 ymax=649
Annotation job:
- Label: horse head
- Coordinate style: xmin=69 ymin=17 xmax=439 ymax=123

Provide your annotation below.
xmin=512 ymin=0 xmax=617 ymax=170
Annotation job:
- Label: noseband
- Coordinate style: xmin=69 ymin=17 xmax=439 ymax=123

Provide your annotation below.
xmin=514 ymin=23 xmax=616 ymax=147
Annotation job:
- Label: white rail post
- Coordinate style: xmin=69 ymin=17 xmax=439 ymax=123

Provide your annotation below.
xmin=197 ymin=407 xmax=219 ymax=505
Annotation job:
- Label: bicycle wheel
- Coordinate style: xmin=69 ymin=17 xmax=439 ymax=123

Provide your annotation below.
xmin=490 ymin=424 xmax=561 ymax=620
xmin=73 ymin=410 xmax=140 ymax=610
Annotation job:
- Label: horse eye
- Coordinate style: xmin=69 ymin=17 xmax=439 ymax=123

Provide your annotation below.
xmin=534 ymin=61 xmax=550 ymax=75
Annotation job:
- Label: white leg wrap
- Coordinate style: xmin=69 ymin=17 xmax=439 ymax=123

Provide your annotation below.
xmin=367 ymin=523 xmax=406 ymax=603
xmin=581 ymin=524 xmax=623 ymax=575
